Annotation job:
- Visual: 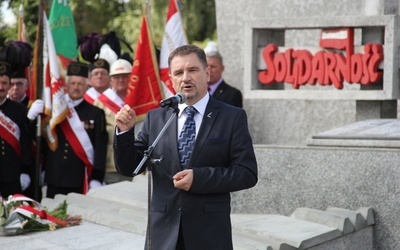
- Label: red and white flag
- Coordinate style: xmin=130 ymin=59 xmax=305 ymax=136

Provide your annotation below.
xmin=41 ymin=11 xmax=68 ymax=151
xmin=125 ymin=15 xmax=163 ymax=121
xmin=159 ymin=0 xmax=188 ymax=97
xmin=319 ymin=28 xmax=354 ymax=51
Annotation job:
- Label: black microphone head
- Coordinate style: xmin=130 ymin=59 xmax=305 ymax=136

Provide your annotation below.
xmin=176 ymin=92 xmax=186 ymax=104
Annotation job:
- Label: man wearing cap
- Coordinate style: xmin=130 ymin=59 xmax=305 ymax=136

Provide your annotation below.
xmin=0 ymin=61 xmax=32 ymax=198
xmin=8 ymin=69 xmax=30 ymax=106
xmin=84 ymin=58 xmax=111 ymax=105
xmin=28 ymin=62 xmax=108 ymax=198
xmin=94 ymin=59 xmax=133 ymax=184
xmin=8 ymin=63 xmax=43 ymax=200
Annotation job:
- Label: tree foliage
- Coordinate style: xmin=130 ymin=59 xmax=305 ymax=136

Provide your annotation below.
xmin=0 ymin=0 xmax=217 ymax=54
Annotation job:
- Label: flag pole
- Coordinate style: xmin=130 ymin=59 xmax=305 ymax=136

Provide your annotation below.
xmin=33 ymin=0 xmax=45 ymax=201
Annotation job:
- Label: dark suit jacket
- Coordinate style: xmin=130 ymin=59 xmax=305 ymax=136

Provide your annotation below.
xmin=212 ymin=80 xmax=243 ymax=108
xmin=114 ymin=97 xmax=257 ymax=250
xmin=44 ymin=100 xmax=108 ymax=188
xmin=0 ymin=99 xmax=31 ymax=183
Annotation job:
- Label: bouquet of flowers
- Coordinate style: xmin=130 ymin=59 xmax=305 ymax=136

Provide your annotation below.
xmin=0 ymin=194 xmax=81 ymax=236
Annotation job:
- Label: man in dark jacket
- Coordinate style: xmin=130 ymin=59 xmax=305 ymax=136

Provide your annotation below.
xmin=0 ymin=61 xmax=31 ymax=198
xmin=206 ymin=50 xmax=243 ymax=108
xmin=114 ymin=45 xmax=257 ymax=250
xmin=28 ymin=62 xmax=108 ymax=198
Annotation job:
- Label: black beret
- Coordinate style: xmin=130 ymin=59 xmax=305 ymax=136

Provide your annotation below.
xmin=11 ymin=68 xmax=26 ymax=78
xmin=67 ymin=62 xmax=89 ymax=78
xmin=0 ymin=61 xmax=12 ymax=77
xmin=89 ymin=58 xmax=109 ymax=72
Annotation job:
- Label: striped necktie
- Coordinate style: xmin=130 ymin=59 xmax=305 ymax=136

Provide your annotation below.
xmin=178 ymin=106 xmax=197 ymax=169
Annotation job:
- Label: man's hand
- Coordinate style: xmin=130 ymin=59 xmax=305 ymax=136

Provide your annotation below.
xmin=115 ymin=104 xmax=136 ymax=132
xmin=89 ymin=180 xmax=102 ymax=189
xmin=20 ymin=173 xmax=31 ymax=191
xmin=27 ymin=99 xmax=44 ymax=120
xmin=173 ymin=169 xmax=193 ymax=191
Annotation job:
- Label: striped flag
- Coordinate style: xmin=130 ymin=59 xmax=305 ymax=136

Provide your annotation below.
xmin=159 ymin=0 xmax=188 ymax=97
xmin=124 ymin=15 xmax=163 ymax=121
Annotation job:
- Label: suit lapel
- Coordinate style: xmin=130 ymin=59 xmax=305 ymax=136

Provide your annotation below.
xmin=213 ymin=81 xmax=227 ymax=98
xmin=163 ymin=108 xmax=182 ymax=172
xmin=189 ymin=98 xmax=220 ymax=166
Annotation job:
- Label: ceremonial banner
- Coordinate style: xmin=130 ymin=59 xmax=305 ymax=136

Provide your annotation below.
xmin=159 ymin=0 xmax=188 ymax=97
xmin=42 ymin=11 xmax=69 ymax=151
xmin=125 ymin=15 xmax=163 ymax=121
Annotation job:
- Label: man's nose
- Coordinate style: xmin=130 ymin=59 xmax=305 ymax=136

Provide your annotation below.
xmin=182 ymin=71 xmax=191 ymax=82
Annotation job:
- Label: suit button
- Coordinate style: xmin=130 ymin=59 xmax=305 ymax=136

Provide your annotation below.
xmin=63 ymin=156 xmax=67 ymax=159
xmin=178 ymin=207 xmax=182 ymax=211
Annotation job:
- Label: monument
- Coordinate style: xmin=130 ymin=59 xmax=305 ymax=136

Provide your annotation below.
xmin=215 ymin=0 xmax=400 ymax=249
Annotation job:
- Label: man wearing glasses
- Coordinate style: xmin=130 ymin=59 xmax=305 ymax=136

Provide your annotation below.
xmin=84 ymin=58 xmax=111 ymax=105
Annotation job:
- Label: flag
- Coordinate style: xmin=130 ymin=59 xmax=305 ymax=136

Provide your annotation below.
xmin=49 ymin=0 xmax=78 ymax=60
xmin=49 ymin=0 xmax=78 ymax=82
xmin=319 ymin=28 xmax=354 ymax=51
xmin=159 ymin=0 xmax=188 ymax=97
xmin=124 ymin=15 xmax=163 ymax=121
xmin=42 ymin=11 xmax=69 ymax=151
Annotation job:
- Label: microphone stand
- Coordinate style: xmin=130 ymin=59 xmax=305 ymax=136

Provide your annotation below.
xmin=132 ymin=105 xmax=180 ymax=250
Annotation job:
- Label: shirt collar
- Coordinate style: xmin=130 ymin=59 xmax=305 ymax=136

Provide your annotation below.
xmin=178 ymin=93 xmax=209 ymax=118
xmin=208 ymin=78 xmax=223 ymax=95
xmin=65 ymin=95 xmax=84 ymax=107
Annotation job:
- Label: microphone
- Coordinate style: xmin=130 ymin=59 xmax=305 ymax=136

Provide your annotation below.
xmin=160 ymin=92 xmax=186 ymax=108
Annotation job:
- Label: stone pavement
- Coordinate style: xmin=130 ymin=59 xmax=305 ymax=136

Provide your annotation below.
xmin=1 ymin=174 xmax=375 ymax=249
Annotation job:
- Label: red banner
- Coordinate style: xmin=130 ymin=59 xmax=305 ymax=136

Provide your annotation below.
xmin=125 ymin=15 xmax=163 ymax=121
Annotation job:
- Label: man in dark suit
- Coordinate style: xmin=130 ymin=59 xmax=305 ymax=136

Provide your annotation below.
xmin=206 ymin=50 xmax=243 ymax=108
xmin=0 ymin=61 xmax=32 ymax=198
xmin=28 ymin=62 xmax=108 ymax=198
xmin=114 ymin=45 xmax=257 ymax=250
xmin=9 ymin=62 xmax=40 ymax=200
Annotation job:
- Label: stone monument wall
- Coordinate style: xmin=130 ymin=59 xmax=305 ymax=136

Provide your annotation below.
xmin=231 ymin=145 xmax=400 ymax=249
xmin=215 ymin=0 xmax=400 ymax=145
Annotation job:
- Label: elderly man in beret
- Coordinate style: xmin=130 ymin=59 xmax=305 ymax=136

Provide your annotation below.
xmin=28 ymin=62 xmax=108 ymax=198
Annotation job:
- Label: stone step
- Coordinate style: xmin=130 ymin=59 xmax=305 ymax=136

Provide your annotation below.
xmin=357 ymin=207 xmax=375 ymax=226
xmin=64 ymin=192 xmax=148 ymax=235
xmin=231 ymin=214 xmax=341 ymax=249
xmin=87 ymin=178 xmax=149 ymax=209
xmin=326 ymin=207 xmax=367 ymax=230
xmin=37 ymin=181 xmax=375 ymax=250
xmin=232 ymin=233 xmax=273 ymax=250
xmin=291 ymin=207 xmax=355 ymax=235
